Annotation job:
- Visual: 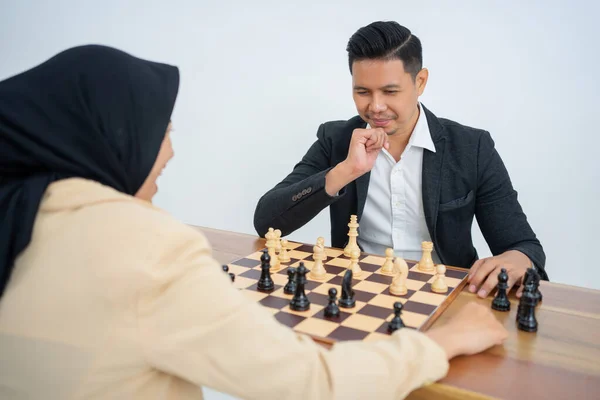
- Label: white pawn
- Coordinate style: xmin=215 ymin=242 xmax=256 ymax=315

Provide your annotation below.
xmin=431 ymin=264 xmax=448 ymax=294
xmin=417 ymin=241 xmax=435 ymax=272
xmin=308 ymin=243 xmax=327 ymax=281
xmin=380 ymin=248 xmax=395 ymax=275
xmin=389 ymin=257 xmax=409 ymax=296
xmin=349 ymin=247 xmax=363 ymax=277
xmin=265 ymin=227 xmax=276 ymax=248
xmin=279 ymin=239 xmax=291 ymax=263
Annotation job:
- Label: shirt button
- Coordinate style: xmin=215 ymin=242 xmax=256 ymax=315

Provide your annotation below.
xmin=307 ymin=187 xmax=312 ymax=193
xmin=292 ymin=195 xmax=297 ymax=201
xmin=301 ymin=189 xmax=308 ymax=195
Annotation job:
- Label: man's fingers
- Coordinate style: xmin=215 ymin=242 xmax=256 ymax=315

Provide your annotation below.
xmin=479 ymin=266 xmax=522 ymax=298
xmin=376 ymin=129 xmax=386 ymax=148
xmin=468 ymin=260 xmax=483 ymax=280
xmin=366 ymin=129 xmax=386 ymax=151
xmin=365 ymin=137 xmax=377 ymax=149
xmin=508 ymin=268 xmax=526 ymax=293
xmin=468 ymin=258 xmax=485 ymax=284
xmin=353 ymin=128 xmax=378 ymax=145
xmin=355 ymin=127 xmax=388 ymax=153
xmin=468 ymin=259 xmax=497 ymax=293
xmin=477 ymin=269 xmax=500 ymax=298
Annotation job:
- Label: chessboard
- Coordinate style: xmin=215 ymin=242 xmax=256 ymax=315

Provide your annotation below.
xmin=225 ymin=240 xmax=469 ymax=345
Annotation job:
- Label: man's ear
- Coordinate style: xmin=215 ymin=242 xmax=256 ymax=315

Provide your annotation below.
xmin=416 ymin=68 xmax=429 ymax=96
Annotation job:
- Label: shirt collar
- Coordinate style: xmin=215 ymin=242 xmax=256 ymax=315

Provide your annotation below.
xmin=408 ymin=102 xmax=436 ymax=153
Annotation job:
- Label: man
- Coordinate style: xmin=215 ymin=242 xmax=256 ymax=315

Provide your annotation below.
xmin=253 ymin=21 xmax=547 ymax=299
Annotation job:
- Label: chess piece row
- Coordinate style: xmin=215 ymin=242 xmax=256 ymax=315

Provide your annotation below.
xmin=267 ymin=224 xmax=448 ymax=296
xmin=315 ymin=239 xmax=448 ymax=298
xmin=344 ymin=214 xmax=437 ymax=273
xmin=382 ymin=241 xmax=436 ymax=274
xmin=263 ymin=229 xmax=361 ymax=286
xmin=383 ymin=249 xmax=448 ymax=296
xmin=491 ymin=267 xmax=542 ymax=332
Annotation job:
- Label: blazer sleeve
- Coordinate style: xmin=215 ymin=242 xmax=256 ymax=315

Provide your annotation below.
xmin=474 ymin=131 xmax=548 ymax=279
xmin=136 ymin=228 xmax=450 ymax=400
xmin=253 ymin=123 xmax=346 ymax=237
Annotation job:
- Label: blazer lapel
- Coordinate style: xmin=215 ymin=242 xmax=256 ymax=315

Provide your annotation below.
xmin=422 ymin=145 xmax=444 ymax=241
xmin=421 ymin=106 xmax=446 ymax=245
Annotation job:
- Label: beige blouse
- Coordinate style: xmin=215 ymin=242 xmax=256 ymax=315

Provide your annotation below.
xmin=0 ymin=178 xmax=449 ymax=400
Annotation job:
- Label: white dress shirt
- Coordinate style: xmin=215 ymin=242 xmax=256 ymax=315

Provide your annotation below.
xmin=357 ymin=103 xmax=440 ymax=263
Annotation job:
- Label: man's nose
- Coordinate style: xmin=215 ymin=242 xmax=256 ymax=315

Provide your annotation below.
xmin=369 ymin=95 xmax=387 ymax=113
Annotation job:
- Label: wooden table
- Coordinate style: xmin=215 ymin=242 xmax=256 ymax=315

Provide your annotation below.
xmin=195 ymin=226 xmax=600 ymax=400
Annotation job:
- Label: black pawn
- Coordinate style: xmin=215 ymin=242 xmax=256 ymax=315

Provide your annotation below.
xmin=338 ymin=269 xmax=356 ymax=308
xmin=324 ymin=288 xmax=340 ymax=318
xmin=388 ymin=302 xmax=405 ymax=333
xmin=283 ymin=267 xmax=297 ymax=294
xmin=492 ymin=268 xmax=511 ymax=311
xmin=229 ymin=272 xmax=235 ymax=283
xmin=257 ymin=249 xmax=274 ymax=292
xmin=222 ymin=265 xmax=229 ymax=273
xmin=517 ymin=280 xmax=538 ymax=332
xmin=290 ymin=262 xmax=310 ymax=311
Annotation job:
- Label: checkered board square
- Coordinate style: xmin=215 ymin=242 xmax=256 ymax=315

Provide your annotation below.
xmin=227 ymin=241 xmax=469 ymax=345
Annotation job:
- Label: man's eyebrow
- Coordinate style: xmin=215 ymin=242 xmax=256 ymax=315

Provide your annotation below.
xmin=353 ymin=84 xmax=401 ymax=90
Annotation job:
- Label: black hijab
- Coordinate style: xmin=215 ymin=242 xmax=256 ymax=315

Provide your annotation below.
xmin=0 ymin=45 xmax=180 ymax=297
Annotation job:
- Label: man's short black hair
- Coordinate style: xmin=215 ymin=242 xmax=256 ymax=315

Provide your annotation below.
xmin=346 ymin=21 xmax=423 ymax=79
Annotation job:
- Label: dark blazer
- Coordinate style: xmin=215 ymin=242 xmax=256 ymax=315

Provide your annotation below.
xmin=253 ymin=105 xmax=547 ymax=280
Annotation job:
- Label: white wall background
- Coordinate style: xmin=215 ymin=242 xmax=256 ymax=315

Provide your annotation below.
xmin=1 ymin=0 xmax=599 ymax=296
xmin=1 ymin=1 xmax=598 ymax=399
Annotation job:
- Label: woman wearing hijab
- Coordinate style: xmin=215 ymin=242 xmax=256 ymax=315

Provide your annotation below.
xmin=0 ymin=45 xmax=507 ymax=400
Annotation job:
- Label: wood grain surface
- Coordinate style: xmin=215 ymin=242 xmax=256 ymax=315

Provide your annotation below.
xmin=194 ymin=225 xmax=600 ymax=400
